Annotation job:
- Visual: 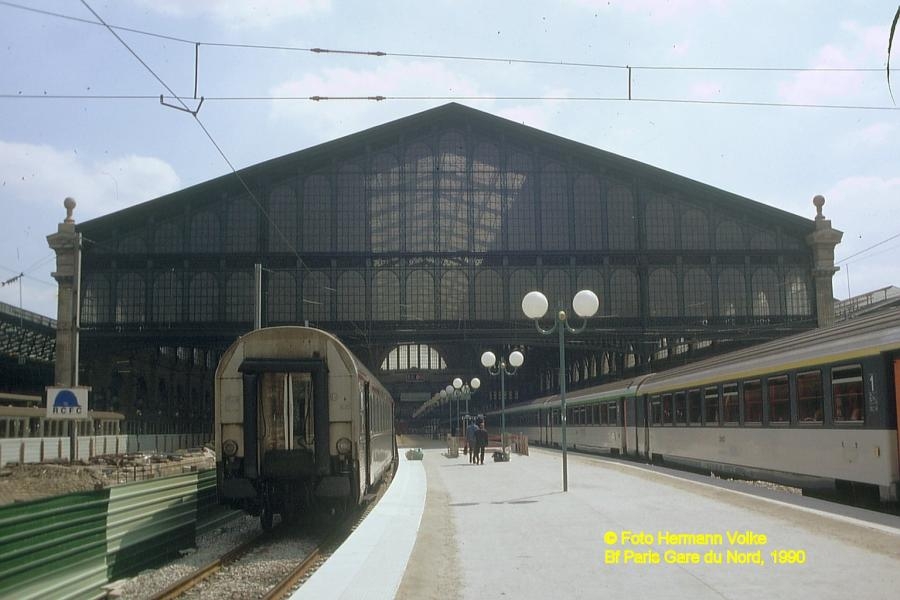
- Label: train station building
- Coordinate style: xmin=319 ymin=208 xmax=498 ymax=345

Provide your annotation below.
xmin=48 ymin=103 xmax=842 ymax=433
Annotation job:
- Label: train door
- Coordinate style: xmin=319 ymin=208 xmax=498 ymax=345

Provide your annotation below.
xmin=642 ymin=395 xmax=650 ymax=459
xmin=258 ymin=372 xmax=315 ymax=455
xmin=363 ymin=382 xmax=372 ymax=490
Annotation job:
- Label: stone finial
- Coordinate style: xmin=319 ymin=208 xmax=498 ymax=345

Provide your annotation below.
xmin=63 ymin=197 xmax=76 ymax=224
xmin=813 ymin=194 xmax=825 ymax=220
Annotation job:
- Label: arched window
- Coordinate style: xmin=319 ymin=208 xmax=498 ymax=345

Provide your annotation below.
xmin=681 ymin=208 xmax=709 ymax=250
xmin=189 ymin=273 xmax=218 ymax=322
xmin=380 ymin=343 xmax=447 ymax=371
xmin=154 ymin=220 xmax=183 ymax=254
xmin=302 ymin=271 xmax=331 ymax=322
xmin=337 ymin=164 xmax=366 ymax=252
xmin=224 ymin=198 xmax=258 ymax=253
xmin=649 ymin=269 xmax=678 ymax=317
xmin=610 ymin=269 xmax=639 ymax=318
xmin=152 ymin=271 xmax=182 ymax=323
xmin=225 ymin=272 xmax=253 ymax=322
xmin=405 ymin=270 xmax=435 ymax=321
xmin=718 ymin=267 xmax=746 ymax=317
xmin=302 ymin=175 xmax=332 ymax=252
xmin=269 ymin=184 xmax=298 ymax=253
xmin=267 ymin=271 xmax=296 ymax=323
xmin=540 ymin=161 xmax=568 ymax=250
xmin=607 ymin=182 xmax=635 ymax=249
xmin=752 ymin=267 xmax=783 ymax=317
xmin=749 ymin=229 xmax=777 ymax=250
xmin=716 ymin=220 xmax=743 ymax=250
xmin=474 ymin=269 xmax=504 ymax=320
xmin=684 ymin=268 xmax=712 ymax=318
xmin=190 ymin=211 xmax=219 ymax=253
xmin=373 ymin=270 xmax=400 ymax=320
xmin=574 ymin=174 xmax=603 ymax=250
xmin=785 ymin=270 xmax=811 ymax=316
xmin=337 ymin=271 xmax=366 ymax=320
xmin=115 ymin=273 xmax=145 ymax=324
xmin=440 ymin=270 xmax=469 ymax=320
xmin=509 ymin=269 xmax=538 ymax=320
xmin=645 ymin=194 xmax=675 ymax=249
xmin=82 ymin=274 xmax=110 ymax=324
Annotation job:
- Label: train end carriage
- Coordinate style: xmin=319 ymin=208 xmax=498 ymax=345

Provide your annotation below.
xmin=214 ymin=326 xmax=395 ymax=528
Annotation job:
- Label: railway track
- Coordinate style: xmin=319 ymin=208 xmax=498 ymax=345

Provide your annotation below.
xmin=148 ymin=462 xmax=395 ymax=600
xmin=145 ymin=512 xmax=351 ymax=600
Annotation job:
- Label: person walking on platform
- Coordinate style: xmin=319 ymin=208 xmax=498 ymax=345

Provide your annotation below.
xmin=466 ymin=419 xmax=478 ymax=463
xmin=475 ymin=422 xmax=488 ymax=465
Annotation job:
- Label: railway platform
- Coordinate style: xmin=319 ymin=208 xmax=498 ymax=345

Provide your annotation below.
xmin=294 ymin=435 xmax=900 ymax=599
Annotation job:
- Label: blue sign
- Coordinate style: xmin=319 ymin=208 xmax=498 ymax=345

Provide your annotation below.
xmin=45 ymin=387 xmax=90 ymax=419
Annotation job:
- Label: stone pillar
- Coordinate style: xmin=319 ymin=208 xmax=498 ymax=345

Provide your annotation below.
xmin=47 ymin=197 xmax=81 ymax=386
xmin=805 ymin=195 xmax=843 ymax=328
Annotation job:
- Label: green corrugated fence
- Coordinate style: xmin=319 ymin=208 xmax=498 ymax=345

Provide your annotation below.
xmin=0 ymin=469 xmax=221 ymax=600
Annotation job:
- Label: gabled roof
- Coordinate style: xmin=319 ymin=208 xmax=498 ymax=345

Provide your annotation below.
xmin=79 ymin=102 xmax=817 ymax=233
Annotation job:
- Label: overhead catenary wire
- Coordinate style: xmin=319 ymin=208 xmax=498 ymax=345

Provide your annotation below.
xmin=3 ymin=93 xmax=899 ymax=112
xmin=0 ymin=1 xmax=886 ymax=74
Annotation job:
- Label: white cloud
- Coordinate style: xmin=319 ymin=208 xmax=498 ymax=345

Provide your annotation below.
xmin=132 ymin=0 xmax=331 ymax=28
xmin=777 ymin=20 xmax=887 ymax=105
xmin=0 ymin=141 xmax=180 ymax=317
xmin=777 ymin=45 xmax=864 ymax=104
xmin=0 ymin=141 xmax=180 ymax=220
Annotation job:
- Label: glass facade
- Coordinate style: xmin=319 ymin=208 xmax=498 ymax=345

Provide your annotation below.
xmin=74 ymin=105 xmax=821 ymax=429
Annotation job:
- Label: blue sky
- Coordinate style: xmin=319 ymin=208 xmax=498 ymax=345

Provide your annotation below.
xmin=1 ymin=0 xmax=898 ymax=318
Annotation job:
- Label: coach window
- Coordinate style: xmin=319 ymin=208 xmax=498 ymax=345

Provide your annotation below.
xmin=767 ymin=375 xmax=790 ymax=424
xmin=688 ymin=389 xmax=702 ymax=425
xmin=723 ymin=383 xmax=739 ymax=424
xmin=743 ymin=380 xmax=762 ymax=424
xmin=703 ymin=387 xmax=719 ymax=425
xmin=832 ymin=365 xmax=864 ymax=423
xmin=662 ymin=394 xmax=673 ymax=425
xmin=797 ymin=371 xmax=824 ymax=422
xmin=650 ymin=396 xmax=662 ymax=425
xmin=674 ymin=392 xmax=687 ymax=424
xmin=607 ymin=402 xmax=618 ymax=426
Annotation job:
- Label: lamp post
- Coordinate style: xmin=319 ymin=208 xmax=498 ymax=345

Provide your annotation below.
xmin=480 ymin=350 xmax=524 ymax=459
xmin=453 ymin=376 xmax=481 ymax=453
xmin=522 ymin=289 xmax=599 ymax=492
xmin=439 ymin=389 xmax=449 ymax=434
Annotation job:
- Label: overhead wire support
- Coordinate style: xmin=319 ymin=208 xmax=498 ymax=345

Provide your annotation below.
xmin=160 ymin=94 xmax=204 ymax=115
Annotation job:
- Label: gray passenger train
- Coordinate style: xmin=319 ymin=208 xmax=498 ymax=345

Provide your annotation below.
xmin=493 ymin=308 xmax=900 ymax=503
xmin=214 ymin=327 xmax=395 ymax=528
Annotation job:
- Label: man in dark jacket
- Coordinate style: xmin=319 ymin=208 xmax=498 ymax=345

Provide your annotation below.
xmin=474 ymin=423 xmax=488 ymax=465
